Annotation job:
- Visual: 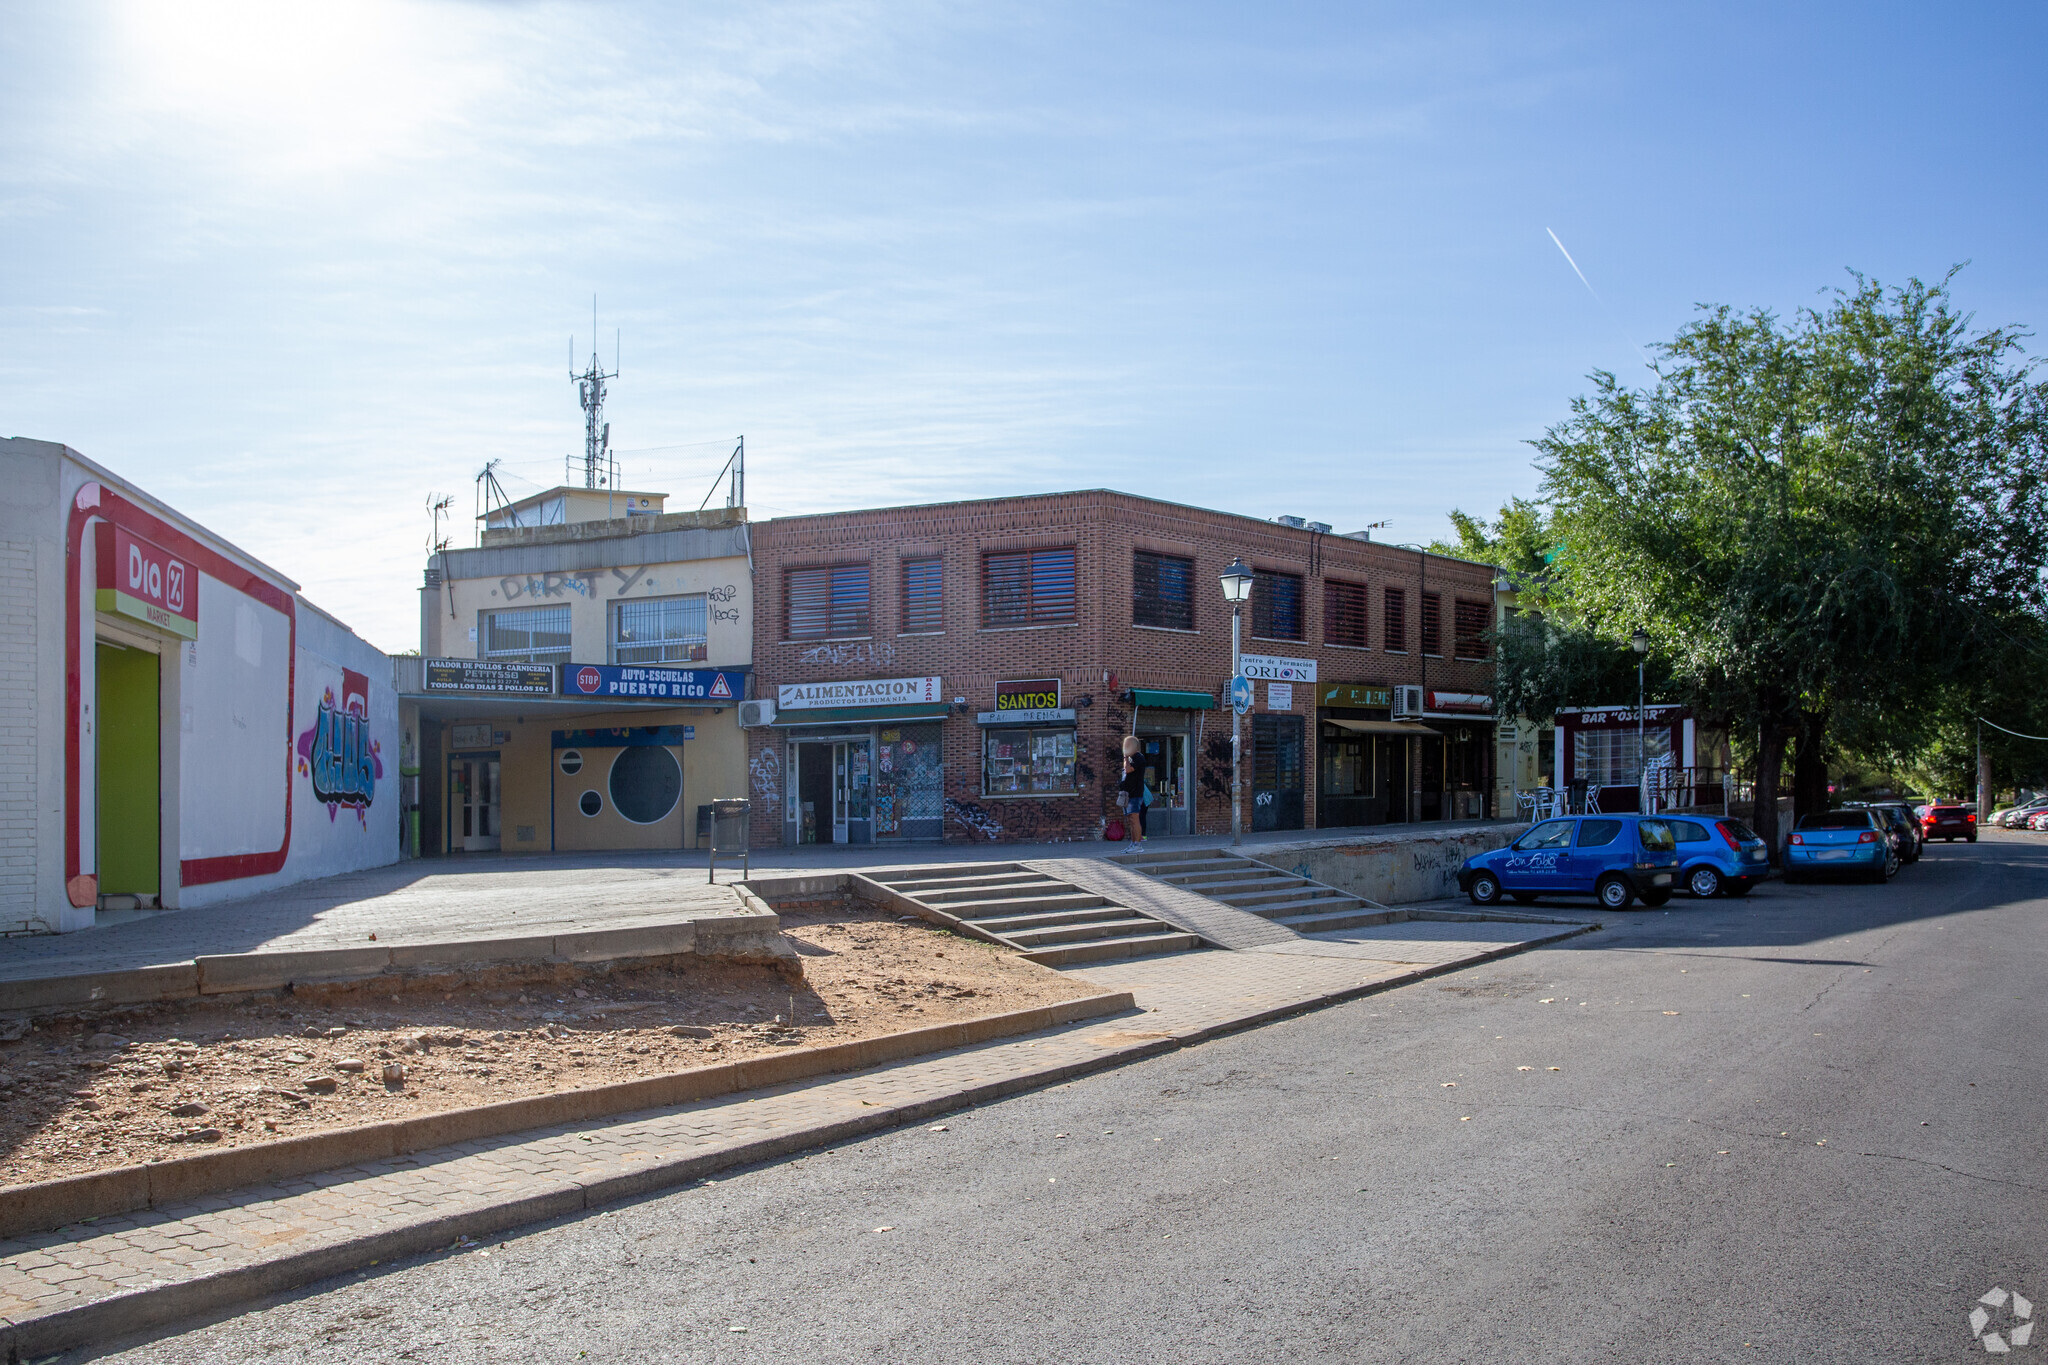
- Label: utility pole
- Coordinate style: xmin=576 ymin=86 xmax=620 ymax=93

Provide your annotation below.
xmin=1978 ymin=720 xmax=1991 ymax=815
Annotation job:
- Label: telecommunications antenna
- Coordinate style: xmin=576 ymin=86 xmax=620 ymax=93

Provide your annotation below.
xmin=570 ymin=297 xmax=621 ymax=495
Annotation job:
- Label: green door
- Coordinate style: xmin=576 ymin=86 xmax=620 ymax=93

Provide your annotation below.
xmin=96 ymin=642 xmax=161 ymax=897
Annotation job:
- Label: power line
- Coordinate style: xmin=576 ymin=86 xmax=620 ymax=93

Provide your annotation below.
xmin=1980 ymin=716 xmax=2048 ymax=743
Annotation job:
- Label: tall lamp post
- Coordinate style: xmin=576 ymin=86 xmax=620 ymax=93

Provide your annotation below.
xmin=1220 ymin=557 xmax=1254 ymax=846
xmin=1631 ymin=628 xmax=1650 ymax=811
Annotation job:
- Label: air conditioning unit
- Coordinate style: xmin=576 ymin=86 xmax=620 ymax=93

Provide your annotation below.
xmin=737 ymin=699 xmax=777 ymax=728
xmin=1392 ymin=685 xmax=1425 ymax=719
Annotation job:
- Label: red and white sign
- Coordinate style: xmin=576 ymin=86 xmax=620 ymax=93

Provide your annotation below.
xmin=95 ymin=523 xmax=200 ymax=639
xmin=575 ymin=665 xmax=603 ymax=694
xmin=1424 ymin=690 xmax=1493 ymax=715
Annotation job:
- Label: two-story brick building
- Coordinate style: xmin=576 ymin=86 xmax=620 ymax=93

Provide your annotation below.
xmin=743 ymin=490 xmax=1496 ymax=847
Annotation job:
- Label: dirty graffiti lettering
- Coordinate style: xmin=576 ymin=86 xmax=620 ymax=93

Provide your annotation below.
xmin=610 ymin=565 xmax=647 ymax=595
xmin=749 ymin=746 xmax=782 ymax=805
xmin=796 ymin=640 xmax=896 ymax=668
xmin=707 ymin=584 xmax=738 ymax=602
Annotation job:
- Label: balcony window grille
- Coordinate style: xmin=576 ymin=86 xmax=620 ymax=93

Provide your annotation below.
xmin=613 ymin=595 xmax=708 ymax=664
xmin=482 ymin=606 xmax=570 ymax=664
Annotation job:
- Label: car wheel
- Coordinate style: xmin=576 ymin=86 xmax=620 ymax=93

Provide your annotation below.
xmin=1596 ymin=875 xmax=1635 ymax=910
xmin=1468 ymin=871 xmax=1502 ymax=906
xmin=1687 ymin=866 xmax=1723 ymax=898
xmin=1510 ymin=892 xmax=1540 ymax=905
xmin=1642 ymin=890 xmax=1672 ymax=907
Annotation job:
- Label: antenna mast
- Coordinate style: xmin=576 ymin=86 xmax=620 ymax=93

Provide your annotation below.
xmin=570 ymin=296 xmax=620 ymax=493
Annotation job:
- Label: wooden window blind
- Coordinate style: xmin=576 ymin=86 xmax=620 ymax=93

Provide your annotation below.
xmin=1420 ymin=592 xmax=1442 ymax=656
xmin=1323 ymin=580 xmax=1369 ymax=648
xmin=1133 ymin=551 xmax=1195 ymax=630
xmin=1251 ymin=570 xmax=1304 ymax=641
xmin=982 ymin=547 xmax=1077 ymax=627
xmin=786 ymin=564 xmax=872 ymax=640
xmin=1454 ymin=598 xmax=1490 ymax=660
xmin=1383 ymin=587 xmax=1408 ymax=652
xmin=901 ymin=558 xmax=942 ymax=632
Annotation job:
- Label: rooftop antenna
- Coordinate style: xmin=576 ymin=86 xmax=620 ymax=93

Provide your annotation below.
xmin=696 ymin=436 xmax=747 ymax=513
xmin=475 ymin=459 xmax=518 ymax=544
xmin=425 ymin=493 xmax=453 ymax=554
xmin=570 ymin=295 xmax=620 ymax=500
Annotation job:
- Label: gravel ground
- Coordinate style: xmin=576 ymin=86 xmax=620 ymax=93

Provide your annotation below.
xmin=0 ymin=900 xmax=1092 ymax=1188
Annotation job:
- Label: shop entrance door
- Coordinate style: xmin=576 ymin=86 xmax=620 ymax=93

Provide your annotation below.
xmin=1135 ymin=732 xmax=1190 ymax=836
xmin=1252 ymin=715 xmax=1305 ymax=832
xmin=451 ymin=755 xmax=501 ymax=852
xmin=95 ymin=641 xmax=161 ymax=900
xmin=1419 ymin=731 xmax=1445 ymax=821
xmin=1378 ymin=735 xmax=1412 ymax=823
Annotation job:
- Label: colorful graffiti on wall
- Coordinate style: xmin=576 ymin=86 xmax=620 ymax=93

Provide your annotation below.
xmin=297 ymin=667 xmax=382 ymax=823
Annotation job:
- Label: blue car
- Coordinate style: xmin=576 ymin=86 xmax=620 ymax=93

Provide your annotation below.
xmin=1665 ymin=816 xmax=1771 ymax=898
xmin=1458 ymin=814 xmax=1681 ymax=910
xmin=1784 ymin=808 xmax=1899 ymax=884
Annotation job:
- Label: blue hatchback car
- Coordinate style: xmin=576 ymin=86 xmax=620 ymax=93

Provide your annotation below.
xmin=1459 ymin=814 xmax=1681 ymax=910
xmin=1784 ymin=808 xmax=1899 ymax=883
xmin=1664 ymin=816 xmax=1771 ymax=898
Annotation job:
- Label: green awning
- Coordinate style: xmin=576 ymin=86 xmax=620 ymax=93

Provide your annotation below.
xmin=1131 ymin=688 xmax=1216 ymax=710
xmin=771 ymin=704 xmax=952 ymax=726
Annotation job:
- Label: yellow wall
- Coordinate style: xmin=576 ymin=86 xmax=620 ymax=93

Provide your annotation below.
xmin=434 ymin=553 xmax=752 ymax=668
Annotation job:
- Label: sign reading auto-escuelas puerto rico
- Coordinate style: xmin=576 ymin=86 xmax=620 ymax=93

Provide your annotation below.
xmin=95 ymin=524 xmax=199 ymax=640
xmin=565 ymin=664 xmax=745 ymax=701
xmin=777 ymin=676 xmax=942 ymax=710
xmin=1238 ymin=653 xmax=1317 ymax=683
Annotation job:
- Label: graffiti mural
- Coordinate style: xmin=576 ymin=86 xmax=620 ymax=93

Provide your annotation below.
xmin=749 ymin=744 xmax=782 ymax=805
xmin=296 ymin=667 xmax=383 ymax=824
xmin=944 ymin=796 xmax=1005 ymax=842
xmin=796 ymin=639 xmax=896 ymax=668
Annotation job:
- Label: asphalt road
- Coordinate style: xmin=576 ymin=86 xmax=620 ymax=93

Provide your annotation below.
xmin=78 ymin=831 xmax=2048 ymax=1364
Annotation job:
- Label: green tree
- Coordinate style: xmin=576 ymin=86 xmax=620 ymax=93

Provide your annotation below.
xmin=1427 ymin=498 xmax=1555 ymax=584
xmin=1531 ymin=271 xmax=2048 ymax=855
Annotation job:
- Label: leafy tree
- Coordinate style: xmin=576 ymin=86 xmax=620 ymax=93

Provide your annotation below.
xmin=1530 ymin=271 xmax=2048 ymax=855
xmin=1427 ymin=498 xmax=1555 ymax=584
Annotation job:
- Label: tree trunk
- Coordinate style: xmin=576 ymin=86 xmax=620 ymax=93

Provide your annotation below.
xmin=1753 ymin=719 xmax=1787 ymax=866
xmin=1792 ymin=710 xmax=1830 ymax=823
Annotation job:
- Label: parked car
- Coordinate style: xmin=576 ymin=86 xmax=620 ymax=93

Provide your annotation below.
xmin=1844 ymin=802 xmax=1922 ymax=861
xmin=1784 ymin=809 xmax=1899 ymax=883
xmin=1460 ymin=814 xmax=1681 ymax=910
xmin=1923 ymin=804 xmax=1978 ymax=842
xmin=2028 ymin=810 xmax=2048 ymax=831
xmin=1994 ymin=797 xmax=2048 ymax=828
xmin=1664 ymin=816 xmax=1771 ymax=897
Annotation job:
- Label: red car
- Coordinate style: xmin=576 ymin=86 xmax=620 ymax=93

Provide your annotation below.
xmin=1923 ymin=804 xmax=1977 ymax=842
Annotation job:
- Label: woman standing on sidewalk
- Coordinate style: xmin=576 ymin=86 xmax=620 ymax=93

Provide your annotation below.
xmin=1119 ymin=755 xmax=1149 ymax=844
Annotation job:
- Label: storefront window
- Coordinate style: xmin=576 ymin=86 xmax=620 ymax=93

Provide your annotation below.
xmin=983 ymin=726 xmax=1076 ymax=795
xmin=874 ymin=724 xmax=944 ymax=837
xmin=1321 ymin=727 xmax=1373 ymax=796
xmin=1573 ymin=728 xmax=1672 ymax=786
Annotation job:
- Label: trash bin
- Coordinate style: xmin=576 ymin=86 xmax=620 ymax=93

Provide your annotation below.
xmin=708 ymin=797 xmax=751 ymax=883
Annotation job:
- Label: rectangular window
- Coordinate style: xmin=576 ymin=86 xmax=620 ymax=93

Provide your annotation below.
xmin=482 ymin=606 xmax=570 ymax=664
xmin=611 ymin=594 xmax=707 ymax=664
xmin=901 ymin=558 xmax=943 ymax=633
xmin=1323 ymin=580 xmax=1369 ymax=648
xmin=1383 ymin=587 xmax=1408 ymax=652
xmin=1420 ymin=592 xmax=1442 ymax=656
xmin=1454 ymin=598 xmax=1490 ymax=660
xmin=983 ymin=726 xmax=1077 ymax=795
xmin=786 ymin=565 xmax=871 ymax=640
xmin=1251 ymin=570 xmax=1304 ymax=641
xmin=1132 ymin=550 xmax=1195 ymax=630
xmin=982 ymin=547 xmax=1076 ymax=628
xmin=1573 ymin=728 xmax=1672 ymax=786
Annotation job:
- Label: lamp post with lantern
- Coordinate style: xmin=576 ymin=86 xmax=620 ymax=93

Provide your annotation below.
xmin=1631 ymin=628 xmax=1650 ymax=810
xmin=1220 ymin=557 xmax=1254 ymax=846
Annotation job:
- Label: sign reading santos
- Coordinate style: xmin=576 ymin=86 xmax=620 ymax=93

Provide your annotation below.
xmin=94 ymin=524 xmax=199 ymax=640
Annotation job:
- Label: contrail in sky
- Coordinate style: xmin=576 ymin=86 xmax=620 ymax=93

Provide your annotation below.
xmin=1546 ymin=227 xmax=1597 ymax=298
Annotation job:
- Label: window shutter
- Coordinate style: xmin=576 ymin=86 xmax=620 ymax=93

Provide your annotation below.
xmin=1383 ymin=587 xmax=1407 ymax=651
xmin=1420 ymin=593 xmax=1442 ymax=656
xmin=1252 ymin=570 xmax=1303 ymax=641
xmin=786 ymin=567 xmax=830 ymax=640
xmin=1133 ymin=551 xmax=1194 ymax=630
xmin=1454 ymin=598 xmax=1490 ymax=659
xmin=1323 ymin=580 xmax=1368 ymax=648
xmin=902 ymin=558 xmax=943 ymax=632
xmin=827 ymin=565 xmax=872 ymax=638
xmin=983 ymin=548 xmax=1076 ymax=627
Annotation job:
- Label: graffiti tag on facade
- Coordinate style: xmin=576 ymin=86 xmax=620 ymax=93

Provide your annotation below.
xmin=297 ymin=668 xmax=382 ymax=824
xmin=796 ymin=639 xmax=897 ymax=668
xmin=499 ymin=572 xmax=593 ymax=601
xmin=749 ymin=745 xmax=782 ymax=805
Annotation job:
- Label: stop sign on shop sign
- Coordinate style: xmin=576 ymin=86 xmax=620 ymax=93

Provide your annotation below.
xmin=577 ymin=666 xmax=603 ymax=693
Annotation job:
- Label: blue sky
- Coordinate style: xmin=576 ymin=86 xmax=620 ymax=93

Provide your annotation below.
xmin=3 ymin=1 xmax=2043 ymax=652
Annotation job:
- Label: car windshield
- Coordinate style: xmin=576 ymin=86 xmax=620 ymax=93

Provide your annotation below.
xmin=1637 ymin=820 xmax=1676 ymax=852
xmin=1722 ymin=819 xmax=1761 ymax=842
xmin=1800 ymin=811 xmax=1876 ymax=830
xmin=1514 ymin=820 xmax=1575 ymax=851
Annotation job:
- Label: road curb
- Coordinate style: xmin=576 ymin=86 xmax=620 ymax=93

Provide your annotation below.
xmin=4 ymin=922 xmax=1596 ymax=1358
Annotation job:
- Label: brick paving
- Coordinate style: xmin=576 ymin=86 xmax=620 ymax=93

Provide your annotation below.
xmin=0 ymin=918 xmax=1587 ymax=1353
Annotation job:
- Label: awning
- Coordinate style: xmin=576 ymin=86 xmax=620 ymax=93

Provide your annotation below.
xmin=1131 ymin=688 xmax=1216 ymax=710
xmin=771 ymin=704 xmax=951 ymax=727
xmin=1323 ymin=718 xmax=1438 ymax=735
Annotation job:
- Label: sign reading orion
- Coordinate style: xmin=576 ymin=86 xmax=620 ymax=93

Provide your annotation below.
xmin=297 ymin=667 xmax=383 ymax=823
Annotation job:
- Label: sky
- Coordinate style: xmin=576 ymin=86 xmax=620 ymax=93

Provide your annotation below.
xmin=3 ymin=1 xmax=2044 ymax=653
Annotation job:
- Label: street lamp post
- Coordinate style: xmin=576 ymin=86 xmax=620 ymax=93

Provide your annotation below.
xmin=1220 ymin=557 xmax=1254 ymax=846
xmin=1631 ymin=628 xmax=1650 ymax=811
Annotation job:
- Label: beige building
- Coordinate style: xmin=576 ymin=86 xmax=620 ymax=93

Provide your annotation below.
xmin=403 ymin=488 xmax=753 ymax=857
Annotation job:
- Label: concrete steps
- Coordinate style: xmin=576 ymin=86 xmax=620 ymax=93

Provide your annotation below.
xmin=866 ymin=864 xmax=1200 ymax=966
xmin=1111 ymin=847 xmax=1383 ymax=932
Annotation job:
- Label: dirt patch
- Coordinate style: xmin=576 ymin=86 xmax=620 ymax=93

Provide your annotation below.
xmin=0 ymin=899 xmax=1094 ymax=1189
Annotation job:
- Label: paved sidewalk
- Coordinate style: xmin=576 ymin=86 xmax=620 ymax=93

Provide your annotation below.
xmin=0 ymin=917 xmax=1591 ymax=1357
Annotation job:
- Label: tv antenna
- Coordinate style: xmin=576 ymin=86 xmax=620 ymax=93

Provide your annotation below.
xmin=425 ymin=493 xmax=453 ymax=554
xmin=474 ymin=459 xmax=519 ymax=544
xmin=570 ymin=297 xmax=620 ymax=495
xmin=696 ymin=436 xmax=746 ymax=512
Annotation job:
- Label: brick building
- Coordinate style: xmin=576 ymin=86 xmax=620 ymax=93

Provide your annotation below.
xmin=743 ymin=490 xmax=1497 ymax=847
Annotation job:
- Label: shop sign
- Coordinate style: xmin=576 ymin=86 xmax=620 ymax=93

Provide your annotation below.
xmin=564 ymin=663 xmax=744 ymax=702
xmin=777 ymin=676 xmax=942 ymax=710
xmin=451 ymin=723 xmax=498 ymax=749
xmin=95 ymin=524 xmax=199 ymax=639
xmin=423 ymin=658 xmax=556 ymax=695
xmin=995 ymin=678 xmax=1061 ymax=712
xmin=976 ymin=707 xmax=1076 ymax=725
xmin=1267 ymin=682 xmax=1294 ymax=710
xmin=1560 ymin=704 xmax=1683 ymax=726
xmin=1320 ymin=684 xmax=1391 ymax=709
xmin=1425 ymin=690 xmax=1494 ymax=715
xmin=1239 ymin=652 xmax=1316 ymax=683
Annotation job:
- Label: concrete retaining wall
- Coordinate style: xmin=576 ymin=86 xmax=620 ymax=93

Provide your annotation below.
xmin=1249 ymin=824 xmax=1530 ymax=905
